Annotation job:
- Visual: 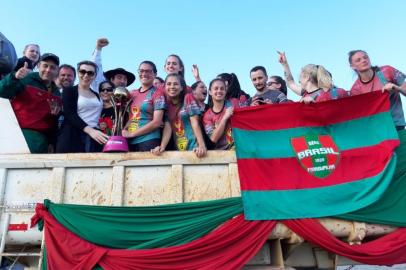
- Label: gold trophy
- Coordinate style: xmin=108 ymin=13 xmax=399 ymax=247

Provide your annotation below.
xmin=103 ymin=87 xmax=132 ymax=152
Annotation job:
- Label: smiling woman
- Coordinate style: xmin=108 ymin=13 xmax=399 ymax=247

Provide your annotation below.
xmin=56 ymin=60 xmax=109 ymax=153
xmin=203 ymin=78 xmax=247 ymax=150
xmin=121 ymin=61 xmax=166 ymax=152
xmin=14 ymin=43 xmax=40 ymax=71
xmin=152 ymin=73 xmax=207 ymax=157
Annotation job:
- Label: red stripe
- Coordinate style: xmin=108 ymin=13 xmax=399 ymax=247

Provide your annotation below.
xmin=8 ymin=224 xmax=28 ymax=231
xmin=231 ymin=92 xmax=389 ymax=130
xmin=238 ymin=140 xmax=398 ymax=191
xmin=292 ymin=137 xmax=314 ymax=169
xmin=319 ymin=135 xmax=339 ymax=167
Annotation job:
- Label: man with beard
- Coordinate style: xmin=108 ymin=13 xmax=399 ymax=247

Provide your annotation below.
xmin=249 ymin=66 xmax=287 ymax=106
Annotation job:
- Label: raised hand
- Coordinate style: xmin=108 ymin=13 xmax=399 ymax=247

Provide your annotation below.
xmin=96 ymin=38 xmax=109 ymax=50
xmin=15 ymin=62 xmax=32 ymax=79
xmin=277 ymin=51 xmax=288 ymax=65
xmin=191 ymin=64 xmax=201 ymax=81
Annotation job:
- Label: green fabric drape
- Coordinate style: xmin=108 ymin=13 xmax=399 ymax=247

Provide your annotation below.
xmin=44 ymin=197 xmax=243 ymax=249
xmin=336 ymin=129 xmax=406 ymax=226
xmin=36 ymin=131 xmax=406 ymax=269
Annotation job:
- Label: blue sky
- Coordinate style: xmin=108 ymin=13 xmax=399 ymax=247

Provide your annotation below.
xmin=2 ymin=0 xmax=406 ymax=102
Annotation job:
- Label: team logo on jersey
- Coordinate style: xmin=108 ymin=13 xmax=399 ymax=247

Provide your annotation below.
xmin=291 ymin=133 xmax=340 ymax=178
xmin=128 ymin=107 xmax=141 ymax=132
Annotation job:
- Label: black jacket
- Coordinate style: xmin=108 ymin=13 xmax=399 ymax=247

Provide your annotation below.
xmin=56 ymin=85 xmax=101 ymax=153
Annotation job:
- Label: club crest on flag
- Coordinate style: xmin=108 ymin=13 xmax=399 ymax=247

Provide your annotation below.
xmin=291 ymin=133 xmax=340 ymax=178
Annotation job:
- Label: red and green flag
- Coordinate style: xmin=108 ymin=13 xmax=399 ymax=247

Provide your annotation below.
xmin=231 ymin=92 xmax=399 ymax=220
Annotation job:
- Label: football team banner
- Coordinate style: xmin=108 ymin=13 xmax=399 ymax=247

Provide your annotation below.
xmin=231 ymin=92 xmax=399 ymax=220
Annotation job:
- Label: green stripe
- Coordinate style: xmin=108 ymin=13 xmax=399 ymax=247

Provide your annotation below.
xmin=242 ymin=155 xmax=397 ymax=220
xmin=306 ymin=134 xmax=329 ymax=178
xmin=336 ymin=130 xmax=406 ymax=226
xmin=233 ymin=111 xmax=398 ymax=159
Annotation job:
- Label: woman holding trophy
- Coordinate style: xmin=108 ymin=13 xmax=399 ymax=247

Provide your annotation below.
xmin=122 ymin=61 xmax=166 ymax=151
xmin=56 ymin=61 xmax=109 ymax=153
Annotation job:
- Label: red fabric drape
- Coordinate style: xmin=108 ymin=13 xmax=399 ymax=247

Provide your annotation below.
xmin=283 ymin=219 xmax=406 ymax=265
xmin=33 ymin=204 xmax=276 ymax=270
xmin=33 ymin=203 xmax=406 ymax=269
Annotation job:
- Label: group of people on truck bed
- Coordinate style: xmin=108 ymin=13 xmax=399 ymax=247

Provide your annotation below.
xmin=0 ymin=38 xmax=405 ymax=156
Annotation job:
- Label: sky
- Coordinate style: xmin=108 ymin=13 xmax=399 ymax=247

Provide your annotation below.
xmin=2 ymin=0 xmax=406 ymax=103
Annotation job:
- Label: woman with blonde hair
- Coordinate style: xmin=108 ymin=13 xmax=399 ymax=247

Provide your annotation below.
xmin=278 ymin=52 xmax=348 ymax=103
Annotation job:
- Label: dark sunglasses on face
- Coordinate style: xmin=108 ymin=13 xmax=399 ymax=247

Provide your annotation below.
xmin=78 ymin=69 xmax=95 ymax=77
xmin=101 ymin=87 xmax=114 ymax=93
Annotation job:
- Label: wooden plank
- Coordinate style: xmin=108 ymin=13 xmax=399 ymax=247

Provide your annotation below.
xmin=4 ymin=169 xmax=52 ymax=204
xmin=124 ymin=166 xmax=173 ymax=206
xmin=110 ymin=166 xmax=125 ymax=206
xmin=63 ymin=168 xmax=113 ymax=205
xmin=168 ymin=165 xmax=183 ymax=203
xmin=48 ymin=167 xmax=65 ymax=203
xmin=228 ymin=163 xmax=241 ymax=197
xmin=0 ymin=151 xmax=237 ymax=169
xmin=184 ymin=164 xmax=230 ymax=202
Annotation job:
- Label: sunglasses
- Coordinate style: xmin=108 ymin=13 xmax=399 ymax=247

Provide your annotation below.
xmin=101 ymin=87 xmax=114 ymax=93
xmin=138 ymin=69 xmax=153 ymax=74
xmin=78 ymin=69 xmax=95 ymax=77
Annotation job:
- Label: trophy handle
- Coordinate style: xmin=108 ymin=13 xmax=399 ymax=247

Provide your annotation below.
xmin=110 ymin=97 xmax=119 ymax=135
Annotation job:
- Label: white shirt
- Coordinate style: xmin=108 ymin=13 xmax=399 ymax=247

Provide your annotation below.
xmin=77 ymin=94 xmax=103 ymax=128
xmin=91 ymin=49 xmax=106 ymax=92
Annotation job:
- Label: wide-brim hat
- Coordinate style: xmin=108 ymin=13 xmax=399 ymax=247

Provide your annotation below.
xmin=104 ymin=68 xmax=135 ymax=86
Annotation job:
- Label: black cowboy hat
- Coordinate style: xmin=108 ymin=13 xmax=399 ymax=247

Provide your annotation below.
xmin=104 ymin=68 xmax=135 ymax=86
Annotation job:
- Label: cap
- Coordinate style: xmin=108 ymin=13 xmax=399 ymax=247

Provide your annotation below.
xmin=40 ymin=53 xmax=60 ymax=66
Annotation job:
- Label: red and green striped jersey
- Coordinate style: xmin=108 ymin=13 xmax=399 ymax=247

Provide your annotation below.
xmin=231 ymin=92 xmax=399 ymax=220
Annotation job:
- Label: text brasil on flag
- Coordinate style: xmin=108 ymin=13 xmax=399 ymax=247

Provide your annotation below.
xmin=231 ymin=92 xmax=399 ymax=220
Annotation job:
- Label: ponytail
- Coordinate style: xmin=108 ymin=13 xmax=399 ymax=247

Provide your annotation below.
xmin=301 ymin=64 xmax=333 ymax=90
xmin=316 ymin=65 xmax=333 ymax=89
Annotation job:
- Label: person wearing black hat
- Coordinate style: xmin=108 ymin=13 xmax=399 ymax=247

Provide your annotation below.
xmin=91 ymin=38 xmax=135 ymax=90
xmin=0 ymin=53 xmax=61 ymax=153
xmin=104 ymin=67 xmax=135 ymax=87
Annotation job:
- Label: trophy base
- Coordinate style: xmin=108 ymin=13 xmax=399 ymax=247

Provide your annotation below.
xmin=103 ymin=136 xmax=129 ymax=152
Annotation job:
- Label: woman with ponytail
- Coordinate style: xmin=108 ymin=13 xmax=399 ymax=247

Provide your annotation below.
xmin=278 ymin=52 xmax=348 ymax=103
xmin=299 ymin=64 xmax=348 ymax=103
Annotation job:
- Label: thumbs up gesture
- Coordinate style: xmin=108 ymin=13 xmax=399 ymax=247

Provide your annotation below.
xmin=15 ymin=62 xmax=32 ymax=79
